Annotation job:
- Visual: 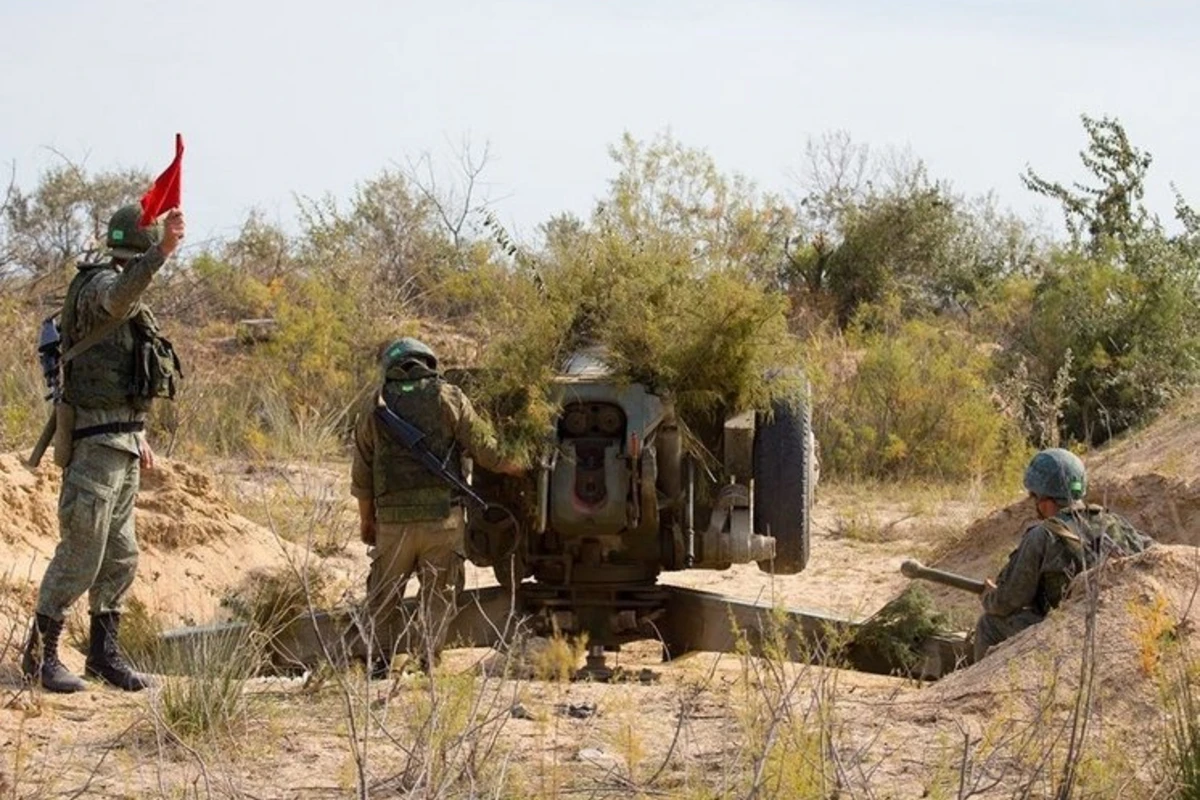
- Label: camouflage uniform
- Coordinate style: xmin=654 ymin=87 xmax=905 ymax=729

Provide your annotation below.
xmin=37 ymin=249 xmax=166 ymax=621
xmin=24 ymin=204 xmax=180 ymax=694
xmin=351 ymin=357 xmax=510 ymax=670
xmin=975 ymin=505 xmax=1152 ymax=660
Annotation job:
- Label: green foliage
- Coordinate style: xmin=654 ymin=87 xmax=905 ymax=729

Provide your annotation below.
xmin=604 ymin=131 xmax=794 ymax=280
xmin=1 ymin=162 xmax=149 ymax=281
xmin=220 ymin=563 xmax=338 ymax=634
xmin=295 ymin=170 xmax=471 ymax=316
xmin=465 ymin=139 xmax=806 ymax=462
xmin=1008 ymin=114 xmax=1200 ymax=444
xmin=188 ymin=252 xmax=273 ymax=321
xmin=791 ymin=137 xmax=1042 ymax=328
xmin=999 ymin=246 xmax=1200 ymax=444
xmin=3 ymin=122 xmax=1195 ymax=473
xmin=824 ymin=176 xmax=958 ymax=324
xmin=812 ymin=307 xmax=1029 ymax=482
xmin=853 ymin=585 xmax=950 ymax=674
xmin=1163 ymin=655 xmax=1200 ymax=798
xmin=1023 ymin=114 xmax=1154 ymax=256
xmin=152 ymin=625 xmax=264 ymax=743
xmin=117 ymin=596 xmax=164 ymax=667
xmin=266 ymin=273 xmax=364 ymax=411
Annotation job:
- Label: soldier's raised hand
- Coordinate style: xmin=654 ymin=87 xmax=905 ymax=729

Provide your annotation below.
xmin=160 ymin=209 xmax=185 ymax=257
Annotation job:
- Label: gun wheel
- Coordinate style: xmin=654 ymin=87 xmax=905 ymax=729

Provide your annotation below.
xmin=754 ymin=393 xmax=815 ymax=575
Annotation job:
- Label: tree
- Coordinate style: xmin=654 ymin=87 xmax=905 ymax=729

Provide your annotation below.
xmin=789 ymin=136 xmax=1042 ymax=328
xmin=3 ymin=159 xmax=148 ymax=284
xmin=1005 ymin=114 xmax=1200 ymax=444
xmin=601 ymin=131 xmax=793 ymax=282
xmin=1022 ymin=114 xmax=1153 ymax=258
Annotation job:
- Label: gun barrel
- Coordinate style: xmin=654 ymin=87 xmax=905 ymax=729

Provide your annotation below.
xmin=900 ymin=559 xmax=986 ymax=595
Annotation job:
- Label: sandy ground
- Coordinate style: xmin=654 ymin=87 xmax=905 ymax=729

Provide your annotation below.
xmin=2 ymin=397 xmax=1199 ymax=797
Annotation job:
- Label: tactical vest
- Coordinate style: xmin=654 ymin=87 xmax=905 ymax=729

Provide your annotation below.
xmin=1035 ymin=505 xmax=1152 ymax=614
xmin=61 ymin=263 xmax=182 ymax=411
xmin=373 ymin=377 xmax=462 ymax=523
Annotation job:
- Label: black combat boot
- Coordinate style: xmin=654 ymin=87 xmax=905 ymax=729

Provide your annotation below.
xmin=21 ymin=614 xmax=86 ymax=693
xmin=84 ymin=612 xmax=152 ymax=691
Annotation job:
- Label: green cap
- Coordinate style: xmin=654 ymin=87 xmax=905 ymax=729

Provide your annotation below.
xmin=106 ymin=205 xmax=161 ymax=259
xmin=1023 ymin=448 xmax=1087 ymax=502
xmin=381 ymin=337 xmax=438 ymax=372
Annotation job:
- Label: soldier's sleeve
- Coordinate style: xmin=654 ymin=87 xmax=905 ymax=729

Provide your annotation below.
xmin=982 ymin=526 xmax=1050 ymax=616
xmin=444 ymin=386 xmax=509 ymax=473
xmin=88 ymin=247 xmax=168 ymax=319
xmin=350 ymin=396 xmax=377 ymax=500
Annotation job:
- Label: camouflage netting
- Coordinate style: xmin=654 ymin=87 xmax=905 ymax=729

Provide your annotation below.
xmin=456 ymin=224 xmax=805 ymax=465
xmin=852 ymin=584 xmax=952 ymax=674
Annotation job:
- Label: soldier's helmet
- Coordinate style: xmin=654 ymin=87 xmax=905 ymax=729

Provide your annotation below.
xmin=1023 ymin=448 xmax=1087 ymax=502
xmin=381 ymin=337 xmax=438 ymax=372
xmin=106 ymin=205 xmax=160 ymax=259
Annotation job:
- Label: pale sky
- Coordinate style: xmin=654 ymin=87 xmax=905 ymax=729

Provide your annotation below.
xmin=2 ymin=0 xmax=1198 ymax=248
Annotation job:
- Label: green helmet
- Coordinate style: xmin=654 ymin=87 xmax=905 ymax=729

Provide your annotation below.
xmin=106 ymin=205 xmax=160 ymax=259
xmin=381 ymin=337 xmax=438 ymax=372
xmin=1023 ymin=448 xmax=1087 ymax=502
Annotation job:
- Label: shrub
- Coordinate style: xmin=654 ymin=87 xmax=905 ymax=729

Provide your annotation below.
xmin=152 ymin=623 xmax=264 ymax=743
xmin=997 ymin=245 xmax=1200 ymax=445
xmin=220 ymin=563 xmax=340 ymax=635
xmin=812 ymin=307 xmax=1029 ymax=483
xmin=467 ymin=217 xmax=805 ymax=465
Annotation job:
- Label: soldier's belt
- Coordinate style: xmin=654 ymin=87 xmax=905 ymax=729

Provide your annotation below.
xmin=72 ymin=421 xmax=145 ymax=441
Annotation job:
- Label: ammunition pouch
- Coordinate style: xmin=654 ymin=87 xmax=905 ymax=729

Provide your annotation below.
xmin=52 ymin=404 xmax=76 ymax=468
xmin=375 ymin=486 xmax=457 ymax=523
xmin=132 ymin=324 xmax=182 ymax=402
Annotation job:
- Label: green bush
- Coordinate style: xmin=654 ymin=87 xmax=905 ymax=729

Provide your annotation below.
xmin=465 ymin=214 xmax=805 ymax=464
xmin=812 ymin=307 xmax=1028 ymax=483
xmin=998 ymin=245 xmax=1200 ymax=445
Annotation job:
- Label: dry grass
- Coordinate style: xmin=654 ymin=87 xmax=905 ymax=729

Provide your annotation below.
xmin=7 ymin=579 xmax=1197 ymax=799
xmin=5 ymin=462 xmax=1199 ymax=798
xmin=219 ymin=462 xmax=357 ymax=557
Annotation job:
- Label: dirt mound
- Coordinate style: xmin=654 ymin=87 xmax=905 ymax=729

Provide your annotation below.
xmin=1088 ymin=393 xmax=1200 ymax=483
xmin=1091 ymin=473 xmax=1200 ymax=546
xmin=900 ymin=395 xmax=1200 ymax=625
xmin=927 ymin=546 xmax=1196 ymax=708
xmin=0 ymin=451 xmax=305 ymax=628
xmin=136 ymin=459 xmax=250 ymax=548
xmin=858 ymin=546 xmax=1197 ymax=795
xmin=0 ymin=451 xmax=252 ymax=552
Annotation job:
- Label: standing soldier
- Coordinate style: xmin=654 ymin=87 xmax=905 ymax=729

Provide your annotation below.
xmin=22 ymin=206 xmax=185 ymax=693
xmin=352 ymin=338 xmax=523 ymax=676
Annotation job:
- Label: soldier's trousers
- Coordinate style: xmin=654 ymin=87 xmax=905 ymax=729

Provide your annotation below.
xmin=974 ymin=609 xmax=1044 ymax=661
xmin=37 ymin=441 xmax=140 ymax=621
xmin=366 ymin=512 xmax=466 ymax=666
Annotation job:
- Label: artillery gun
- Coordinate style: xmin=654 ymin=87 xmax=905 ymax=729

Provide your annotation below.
xmin=163 ymin=350 xmax=972 ymax=679
xmin=459 ymin=348 xmax=816 ymax=676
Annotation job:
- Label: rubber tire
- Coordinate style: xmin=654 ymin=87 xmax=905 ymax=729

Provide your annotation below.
xmin=754 ymin=396 xmax=814 ymax=575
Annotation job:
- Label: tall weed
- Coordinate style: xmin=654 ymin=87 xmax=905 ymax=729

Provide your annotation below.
xmin=811 ymin=308 xmax=1030 ymax=484
xmin=0 ymin=296 xmax=47 ymax=452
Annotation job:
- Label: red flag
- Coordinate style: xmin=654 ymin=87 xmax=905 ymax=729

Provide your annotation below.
xmin=139 ymin=133 xmax=184 ymax=226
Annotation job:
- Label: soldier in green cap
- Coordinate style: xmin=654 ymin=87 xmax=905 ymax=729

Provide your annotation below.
xmin=974 ymin=448 xmax=1153 ymax=660
xmin=351 ymin=338 xmax=524 ymax=676
xmin=22 ymin=206 xmax=185 ymax=693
